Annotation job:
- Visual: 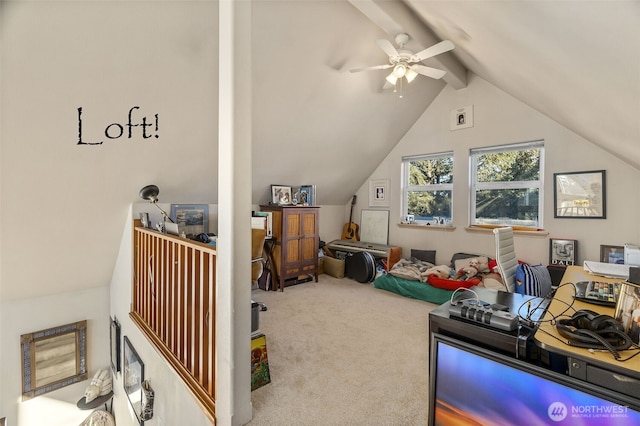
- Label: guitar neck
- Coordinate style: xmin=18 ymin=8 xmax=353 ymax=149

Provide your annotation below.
xmin=348 ymin=195 xmax=356 ymax=223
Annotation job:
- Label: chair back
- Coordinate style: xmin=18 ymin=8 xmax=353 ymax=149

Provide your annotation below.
xmin=252 ymin=228 xmax=267 ymax=284
xmin=493 ymin=227 xmax=518 ymax=292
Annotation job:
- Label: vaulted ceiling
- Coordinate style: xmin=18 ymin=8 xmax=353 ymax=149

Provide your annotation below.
xmin=251 ymin=0 xmax=640 ymax=206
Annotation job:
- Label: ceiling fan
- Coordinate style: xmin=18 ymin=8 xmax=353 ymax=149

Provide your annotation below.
xmin=350 ymin=33 xmax=454 ymax=90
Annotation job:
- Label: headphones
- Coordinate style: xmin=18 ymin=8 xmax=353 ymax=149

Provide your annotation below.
xmin=556 ymin=309 xmax=632 ymax=359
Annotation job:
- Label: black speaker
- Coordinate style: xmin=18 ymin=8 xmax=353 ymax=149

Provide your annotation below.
xmin=629 ymin=266 xmax=640 ymax=285
xmin=547 ymin=265 xmax=566 ymax=287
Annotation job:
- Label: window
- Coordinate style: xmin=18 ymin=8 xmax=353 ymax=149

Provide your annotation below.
xmin=470 ymin=141 xmax=544 ymax=229
xmin=402 ymin=152 xmax=453 ymax=225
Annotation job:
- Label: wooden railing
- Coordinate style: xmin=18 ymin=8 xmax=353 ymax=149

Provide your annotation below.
xmin=131 ymin=220 xmax=217 ymax=423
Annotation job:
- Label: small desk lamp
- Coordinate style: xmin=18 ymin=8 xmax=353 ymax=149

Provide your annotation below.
xmin=139 ymin=185 xmax=175 ymax=226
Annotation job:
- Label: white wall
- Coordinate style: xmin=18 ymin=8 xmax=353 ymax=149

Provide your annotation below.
xmin=352 ymin=74 xmax=640 ymax=266
xmin=0 ymin=0 xmax=219 ymax=303
xmin=0 ymin=1 xmax=219 ymax=424
xmin=0 ymin=286 xmax=110 ymax=425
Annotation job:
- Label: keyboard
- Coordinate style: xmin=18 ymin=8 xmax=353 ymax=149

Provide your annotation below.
xmin=327 ymin=239 xmax=390 ymax=257
xmin=573 ymin=280 xmax=621 ymax=307
xmin=583 ymin=260 xmax=630 ymax=279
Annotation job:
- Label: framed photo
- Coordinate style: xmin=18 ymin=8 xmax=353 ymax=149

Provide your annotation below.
xmin=124 ymin=336 xmax=145 ymax=425
xmin=369 ymin=179 xmax=390 ymax=207
xmin=549 ymin=238 xmax=577 ymax=266
xmin=614 ymin=281 xmax=640 ymax=344
xmin=600 ymin=245 xmax=625 ymax=264
xmin=170 ymin=204 xmax=208 ymax=236
xmin=270 ymin=185 xmax=292 ymax=205
xmin=291 ymin=186 xmax=301 ymax=205
xmin=553 ymin=170 xmax=606 ymax=218
xmin=110 ymin=317 xmax=121 ymax=373
xmin=450 ymin=105 xmax=474 ymax=130
xmin=299 ymin=185 xmax=313 ymax=206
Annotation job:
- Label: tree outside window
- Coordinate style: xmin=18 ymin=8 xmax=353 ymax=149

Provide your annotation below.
xmin=470 ymin=142 xmax=544 ymax=229
xmin=402 ymin=152 xmax=453 ymax=225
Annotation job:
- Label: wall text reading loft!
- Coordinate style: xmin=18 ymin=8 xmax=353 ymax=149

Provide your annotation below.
xmin=77 ymin=106 xmax=159 ymax=145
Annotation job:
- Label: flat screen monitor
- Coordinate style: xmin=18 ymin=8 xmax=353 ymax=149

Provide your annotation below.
xmin=429 ymin=334 xmax=640 ymax=425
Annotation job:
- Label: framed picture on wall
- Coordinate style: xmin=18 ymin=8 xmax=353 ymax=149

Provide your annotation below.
xmin=110 ymin=317 xmax=121 ymax=373
xmin=124 ymin=336 xmax=145 ymax=425
xmin=368 ymin=179 xmax=390 ymax=207
xmin=553 ymin=170 xmax=606 ymax=219
xmin=549 ymin=238 xmax=577 ymax=266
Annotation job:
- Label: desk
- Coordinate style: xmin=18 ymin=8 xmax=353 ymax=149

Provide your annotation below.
xmin=429 ymin=287 xmax=549 ymax=359
xmin=534 ymin=265 xmax=640 ymax=399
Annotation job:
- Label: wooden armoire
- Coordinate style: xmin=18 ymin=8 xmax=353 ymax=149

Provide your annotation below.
xmin=260 ymin=205 xmax=319 ymax=291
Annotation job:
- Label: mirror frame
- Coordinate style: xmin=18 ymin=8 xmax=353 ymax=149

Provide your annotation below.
xmin=20 ymin=320 xmax=88 ymax=400
xmin=124 ymin=336 xmax=145 ymax=425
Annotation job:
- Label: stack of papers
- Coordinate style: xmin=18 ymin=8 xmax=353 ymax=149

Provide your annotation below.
xmin=583 ymin=261 xmax=630 ymax=279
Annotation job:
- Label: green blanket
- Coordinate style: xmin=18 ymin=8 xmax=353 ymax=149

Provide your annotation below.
xmin=373 ymin=273 xmax=454 ymax=305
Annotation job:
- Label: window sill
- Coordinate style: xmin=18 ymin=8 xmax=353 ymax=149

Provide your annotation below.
xmin=397 ymin=223 xmax=456 ymax=232
xmin=464 ymin=226 xmax=549 ymax=238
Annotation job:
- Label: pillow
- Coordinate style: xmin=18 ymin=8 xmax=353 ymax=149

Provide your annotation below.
xmin=515 ymin=263 xmax=553 ymax=297
xmin=411 ymin=249 xmax=436 ymax=264
xmin=454 ymin=256 xmax=490 ymax=273
xmin=449 ymin=252 xmax=482 ymax=268
xmin=481 ymin=272 xmax=507 ymax=291
xmin=427 ymin=274 xmax=481 ymax=290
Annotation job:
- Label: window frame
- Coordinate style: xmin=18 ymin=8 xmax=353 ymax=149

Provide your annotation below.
xmin=402 ymin=151 xmax=454 ymax=225
xmin=469 ymin=141 xmax=545 ymax=229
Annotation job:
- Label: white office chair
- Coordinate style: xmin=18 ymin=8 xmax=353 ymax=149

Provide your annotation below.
xmin=493 ymin=227 xmax=518 ymax=292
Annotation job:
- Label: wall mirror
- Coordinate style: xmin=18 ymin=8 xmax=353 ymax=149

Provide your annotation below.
xmin=124 ymin=336 xmax=145 ymax=425
xmin=21 ymin=320 xmax=88 ymax=400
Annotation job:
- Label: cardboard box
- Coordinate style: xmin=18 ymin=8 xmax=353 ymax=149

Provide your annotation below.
xmin=323 ymin=256 xmax=345 ymax=278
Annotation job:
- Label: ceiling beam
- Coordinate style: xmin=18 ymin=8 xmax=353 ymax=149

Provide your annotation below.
xmin=349 ymin=0 xmax=467 ymax=90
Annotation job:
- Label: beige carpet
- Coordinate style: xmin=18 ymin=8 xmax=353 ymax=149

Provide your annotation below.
xmin=249 ymin=274 xmax=438 ymax=425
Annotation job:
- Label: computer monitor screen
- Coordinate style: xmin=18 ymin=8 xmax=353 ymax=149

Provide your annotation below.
xmin=429 ymin=334 xmax=640 ymax=425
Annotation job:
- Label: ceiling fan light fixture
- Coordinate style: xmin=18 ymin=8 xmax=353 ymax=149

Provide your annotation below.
xmin=392 ymin=63 xmax=407 ymax=78
xmin=385 ymin=72 xmax=399 ymax=85
xmin=405 ymin=67 xmax=418 ymax=83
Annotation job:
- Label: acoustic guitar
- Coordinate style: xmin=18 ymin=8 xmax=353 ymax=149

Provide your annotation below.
xmin=341 ymin=195 xmax=360 ymax=241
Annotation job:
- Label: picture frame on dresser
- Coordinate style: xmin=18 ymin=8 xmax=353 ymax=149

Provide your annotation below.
xmin=270 ymin=185 xmax=292 ymax=205
xmin=299 ymin=185 xmax=314 ymax=206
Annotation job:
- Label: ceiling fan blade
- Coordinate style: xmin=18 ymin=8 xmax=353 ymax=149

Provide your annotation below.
xmin=349 ymin=64 xmax=393 ymax=73
xmin=412 ymin=64 xmax=447 ymax=79
xmin=411 ymin=40 xmax=455 ymax=62
xmin=376 ymin=38 xmax=399 ymax=58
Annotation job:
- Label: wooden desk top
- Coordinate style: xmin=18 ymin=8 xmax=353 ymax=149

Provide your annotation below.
xmin=534 ymin=265 xmax=640 ymax=375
